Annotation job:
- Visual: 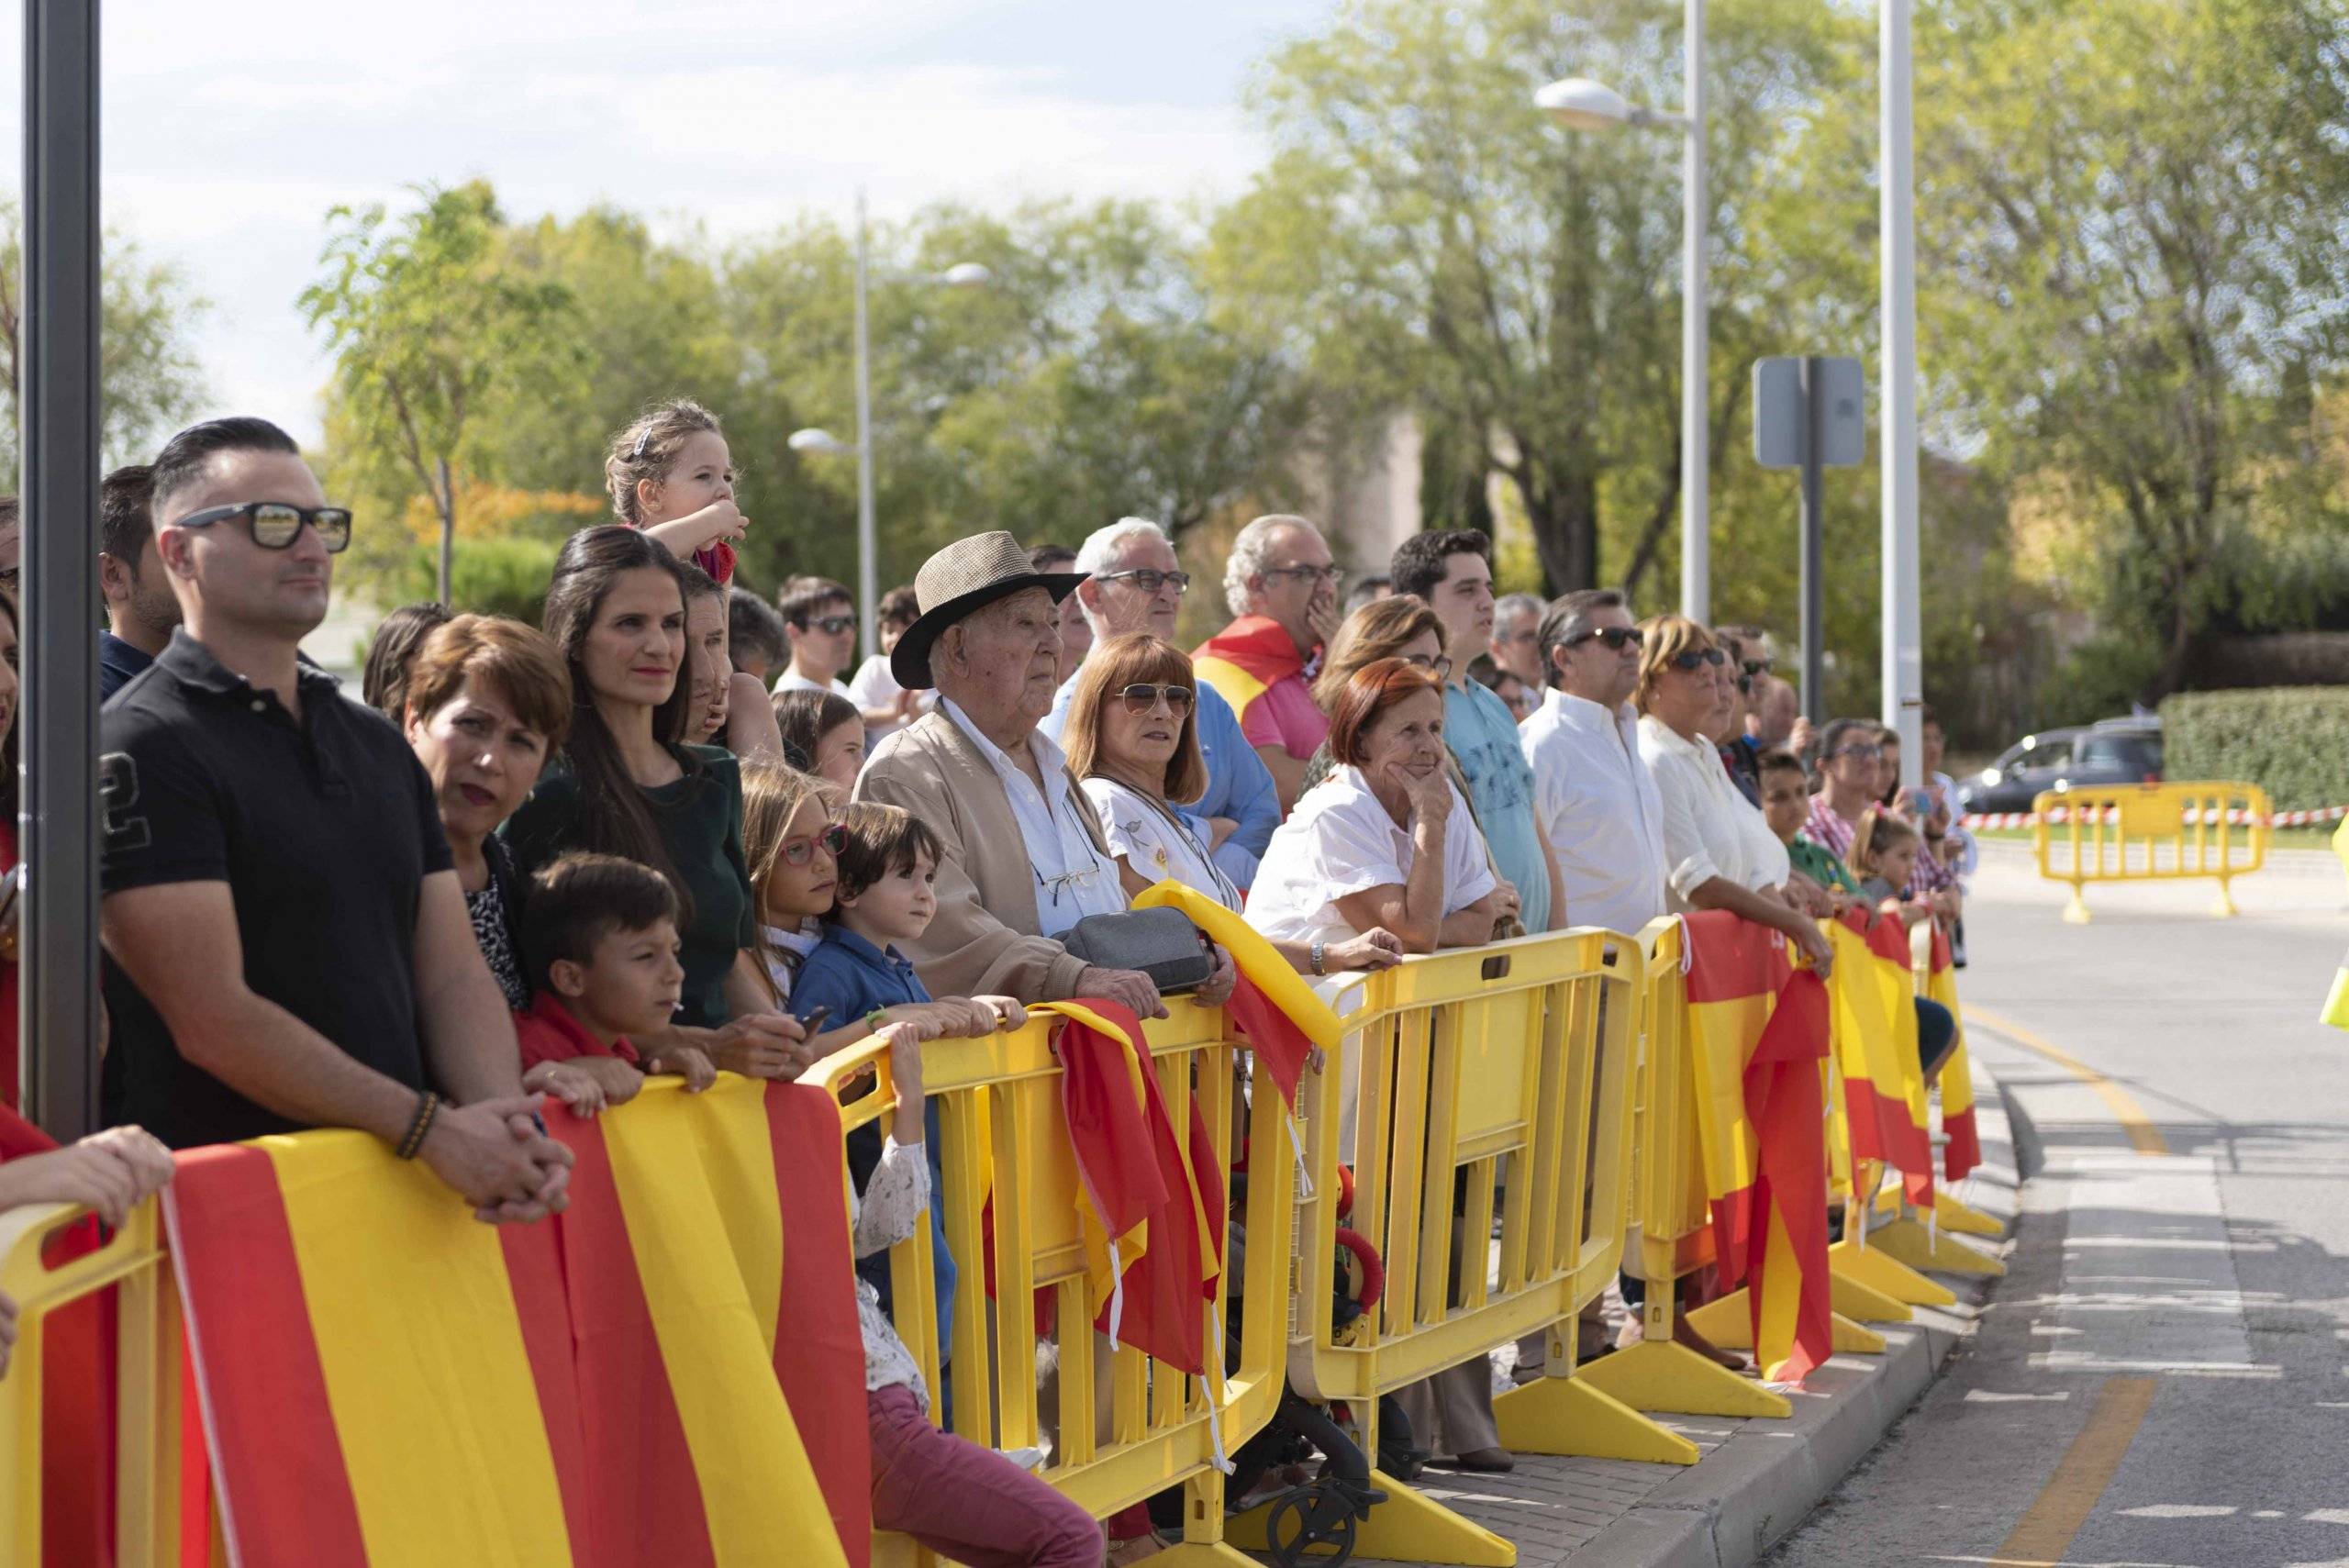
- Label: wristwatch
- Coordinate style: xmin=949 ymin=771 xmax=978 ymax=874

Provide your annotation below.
xmin=1310 ymin=939 xmax=1327 ymax=976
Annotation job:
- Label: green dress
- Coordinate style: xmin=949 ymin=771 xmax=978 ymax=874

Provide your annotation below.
xmin=501 ymin=745 xmax=758 ymax=1029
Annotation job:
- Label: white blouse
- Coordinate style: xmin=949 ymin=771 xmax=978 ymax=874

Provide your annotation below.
xmin=1246 ymin=764 xmax=1497 ymax=947
xmin=1636 ymin=715 xmax=1791 ymax=907
xmin=1082 ymin=775 xmax=1241 ymax=912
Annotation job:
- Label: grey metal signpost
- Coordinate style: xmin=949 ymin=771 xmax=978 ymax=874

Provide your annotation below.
xmin=20 ymin=0 xmax=104 ymax=1133
xmin=1753 ymin=355 xmax=1863 ymax=727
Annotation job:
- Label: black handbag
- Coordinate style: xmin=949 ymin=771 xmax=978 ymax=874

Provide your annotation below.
xmin=1060 ymin=905 xmax=1215 ymax=996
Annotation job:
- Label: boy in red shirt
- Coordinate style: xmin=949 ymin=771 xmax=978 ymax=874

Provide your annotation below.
xmin=514 ymin=852 xmax=717 ymax=1115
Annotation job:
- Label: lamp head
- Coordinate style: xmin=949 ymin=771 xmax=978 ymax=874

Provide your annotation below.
xmin=1535 ymin=77 xmax=1635 ymax=130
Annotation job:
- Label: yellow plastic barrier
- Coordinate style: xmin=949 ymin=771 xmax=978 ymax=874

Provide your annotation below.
xmin=820 ymin=995 xmax=1289 ymax=1568
xmin=0 ymin=1196 xmax=184 ymax=1567
xmin=1226 ymin=927 xmax=1671 ymax=1568
xmin=2034 ymin=780 xmax=2270 ymax=923
xmin=1574 ymin=917 xmax=1792 ymax=1421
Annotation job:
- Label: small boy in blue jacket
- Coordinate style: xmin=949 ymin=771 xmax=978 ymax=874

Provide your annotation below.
xmin=789 ymin=801 xmax=1024 ymax=1386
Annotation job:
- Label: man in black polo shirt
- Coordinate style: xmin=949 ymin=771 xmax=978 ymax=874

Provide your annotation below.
xmin=100 ymin=417 xmax=569 ymax=1221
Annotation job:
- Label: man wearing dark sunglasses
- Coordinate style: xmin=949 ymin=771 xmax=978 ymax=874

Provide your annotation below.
xmin=97 ymin=416 xmax=573 ymax=1227
xmin=1520 ymin=588 xmax=1669 ymax=940
xmin=775 ymin=573 xmax=860 ymax=705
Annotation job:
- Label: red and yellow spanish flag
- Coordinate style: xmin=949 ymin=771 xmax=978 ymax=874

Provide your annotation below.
xmin=1048 ymin=999 xmax=1224 ymax=1377
xmin=1829 ymin=911 xmax=1932 ymax=1187
xmin=1192 ymin=617 xmax=1306 ymax=738
xmin=1925 ymin=923 xmax=1981 ymax=1182
xmin=164 ymin=1078 xmax=869 ymax=1568
xmin=1681 ymin=912 xmax=1835 ymax=1385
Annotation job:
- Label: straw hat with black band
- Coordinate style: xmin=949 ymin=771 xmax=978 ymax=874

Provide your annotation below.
xmin=889 ymin=530 xmax=1086 ymax=691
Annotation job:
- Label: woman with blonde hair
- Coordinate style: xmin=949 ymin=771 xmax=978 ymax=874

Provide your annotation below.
xmin=1311 ymin=595 xmax=1451 ymax=712
xmin=1633 ymin=615 xmax=1831 ymax=972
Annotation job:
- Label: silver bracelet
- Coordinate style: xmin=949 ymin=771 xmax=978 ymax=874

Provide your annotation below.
xmin=1310 ymin=939 xmax=1327 ymax=976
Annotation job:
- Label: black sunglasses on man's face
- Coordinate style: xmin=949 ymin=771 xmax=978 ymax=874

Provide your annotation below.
xmin=1567 ymin=626 xmax=1641 ymax=652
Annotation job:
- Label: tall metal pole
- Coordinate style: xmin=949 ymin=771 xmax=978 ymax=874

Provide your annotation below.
xmin=1880 ymin=0 xmax=1923 ymax=786
xmin=1799 ymin=357 xmax=1827 ymax=728
xmin=22 ymin=0 xmax=103 ymax=1134
xmin=1680 ymin=0 xmax=1709 ymax=624
xmin=853 ymin=189 xmax=878 ymax=662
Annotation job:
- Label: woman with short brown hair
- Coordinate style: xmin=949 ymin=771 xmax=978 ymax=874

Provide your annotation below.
xmin=402 ymin=614 xmax=573 ymax=1008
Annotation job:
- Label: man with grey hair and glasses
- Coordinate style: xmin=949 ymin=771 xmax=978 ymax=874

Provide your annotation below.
xmin=1490 ymin=591 xmax=1547 ymax=690
xmin=1041 ymin=517 xmax=1281 ymax=888
xmin=1194 ymin=513 xmax=1341 ymax=813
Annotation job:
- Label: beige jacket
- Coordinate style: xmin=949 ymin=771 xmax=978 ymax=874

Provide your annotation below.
xmin=854 ymin=709 xmax=1109 ymax=1003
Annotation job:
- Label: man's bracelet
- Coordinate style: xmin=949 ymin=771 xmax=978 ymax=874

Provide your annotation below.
xmin=395 ymin=1091 xmax=440 ymax=1161
xmin=1310 ymin=939 xmax=1327 ymax=976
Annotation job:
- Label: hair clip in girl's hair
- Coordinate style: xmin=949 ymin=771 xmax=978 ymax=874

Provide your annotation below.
xmin=630 ymin=428 xmax=653 ymax=462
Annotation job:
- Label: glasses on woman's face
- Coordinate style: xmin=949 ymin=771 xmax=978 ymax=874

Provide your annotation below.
xmin=1668 ymin=648 xmax=1728 ymax=672
xmin=1403 ymin=652 xmax=1453 ymax=681
xmin=1832 ymin=743 xmax=1885 ymax=762
xmin=779 ymin=822 xmax=848 ymax=866
xmin=1567 ymin=626 xmax=1641 ymax=652
xmin=1116 ymin=683 xmax=1194 ymax=717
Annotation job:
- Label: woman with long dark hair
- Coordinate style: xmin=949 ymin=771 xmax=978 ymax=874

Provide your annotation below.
xmin=501 ymin=527 xmax=807 ymax=1076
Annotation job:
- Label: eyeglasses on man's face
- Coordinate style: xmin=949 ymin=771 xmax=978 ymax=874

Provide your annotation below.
xmin=1262 ymin=562 xmax=1341 ymax=586
xmin=1115 ymin=683 xmax=1194 ymax=717
xmin=1566 ymin=626 xmax=1642 ymax=652
xmin=173 ymin=501 xmax=354 ymax=553
xmin=807 ymin=615 xmax=856 ymax=638
xmin=1097 ymin=567 xmax=1190 ymax=595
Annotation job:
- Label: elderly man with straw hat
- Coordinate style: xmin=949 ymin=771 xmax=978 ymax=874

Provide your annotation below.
xmin=858 ymin=531 xmax=1230 ymax=1015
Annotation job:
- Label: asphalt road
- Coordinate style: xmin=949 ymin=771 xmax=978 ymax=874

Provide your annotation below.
xmin=1765 ymin=843 xmax=2349 ymax=1568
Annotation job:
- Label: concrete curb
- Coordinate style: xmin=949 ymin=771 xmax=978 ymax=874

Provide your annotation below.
xmin=1550 ymin=1055 xmax=2023 ymax=1568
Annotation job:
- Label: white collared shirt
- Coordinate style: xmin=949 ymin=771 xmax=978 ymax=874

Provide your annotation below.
xmin=1520 ymin=688 xmax=1670 ymax=935
xmin=1636 ymin=715 xmax=1791 ymax=908
xmin=1246 ymin=763 xmax=1497 ymax=947
xmin=941 ymin=697 xmax=1126 ymax=937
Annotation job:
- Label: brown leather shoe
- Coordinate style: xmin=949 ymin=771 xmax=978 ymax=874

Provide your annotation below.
xmin=1433 ymin=1447 xmax=1515 ymax=1473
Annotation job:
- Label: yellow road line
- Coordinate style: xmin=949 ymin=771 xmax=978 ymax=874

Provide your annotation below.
xmin=1963 ymin=1004 xmax=2168 ymax=1156
xmin=1987 ymin=1374 xmax=2157 ymax=1566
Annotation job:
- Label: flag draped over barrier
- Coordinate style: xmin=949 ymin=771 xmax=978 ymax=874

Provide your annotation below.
xmin=1680 ymin=912 xmax=1836 ymax=1386
xmin=1133 ymin=879 xmax=1332 ymax=1108
xmin=163 ymin=1079 xmax=868 ymax=1568
xmin=1047 ymin=999 xmax=1225 ymax=1376
xmin=1926 ymin=924 xmax=1981 ymax=1182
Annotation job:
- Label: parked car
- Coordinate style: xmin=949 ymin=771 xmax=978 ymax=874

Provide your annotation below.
xmin=1954 ymin=719 xmax=2165 ymax=815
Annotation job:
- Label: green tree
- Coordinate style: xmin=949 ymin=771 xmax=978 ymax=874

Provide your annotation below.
xmin=302 ymin=182 xmax=582 ymax=605
xmin=0 ymin=201 xmax=208 ymax=480
xmin=1222 ymin=0 xmax=1859 ymax=595
xmin=1911 ymin=0 xmax=2349 ymax=699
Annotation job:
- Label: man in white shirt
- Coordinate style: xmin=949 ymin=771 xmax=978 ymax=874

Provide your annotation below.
xmin=773 ymin=574 xmax=858 ymax=700
xmin=1519 ymin=589 xmax=1669 ymax=936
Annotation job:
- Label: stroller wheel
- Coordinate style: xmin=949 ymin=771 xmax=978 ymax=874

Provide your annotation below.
xmin=1265 ymin=1479 xmax=1362 ymax=1568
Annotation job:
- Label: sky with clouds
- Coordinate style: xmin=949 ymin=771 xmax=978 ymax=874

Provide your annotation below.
xmin=0 ymin=0 xmax=1336 ymax=444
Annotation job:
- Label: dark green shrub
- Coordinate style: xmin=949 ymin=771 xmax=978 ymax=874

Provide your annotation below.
xmin=2159 ymin=686 xmax=2349 ymax=811
xmin=395 ymin=537 xmax=562 ymax=627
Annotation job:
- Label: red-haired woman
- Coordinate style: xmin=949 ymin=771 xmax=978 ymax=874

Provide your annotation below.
xmin=1245 ymin=658 xmax=1504 ymax=962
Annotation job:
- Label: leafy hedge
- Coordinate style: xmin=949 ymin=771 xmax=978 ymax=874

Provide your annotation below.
xmin=2159 ymin=687 xmax=2349 ymax=812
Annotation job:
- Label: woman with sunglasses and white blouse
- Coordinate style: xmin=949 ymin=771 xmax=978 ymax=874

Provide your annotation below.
xmin=1063 ymin=636 xmax=1405 ymax=978
xmin=1633 ymin=615 xmax=1833 ymax=974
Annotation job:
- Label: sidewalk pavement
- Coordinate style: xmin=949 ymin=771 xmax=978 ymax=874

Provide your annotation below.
xmin=1357 ymin=1054 xmax=2021 ymax=1568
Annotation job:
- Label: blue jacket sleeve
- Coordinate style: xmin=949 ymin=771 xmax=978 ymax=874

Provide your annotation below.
xmin=785 ymin=948 xmax=873 ymax=1029
xmin=1195 ymin=684 xmax=1278 ymax=888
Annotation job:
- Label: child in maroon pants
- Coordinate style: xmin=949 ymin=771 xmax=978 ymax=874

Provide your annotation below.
xmin=856 ymin=1022 xmax=1101 ymax=1567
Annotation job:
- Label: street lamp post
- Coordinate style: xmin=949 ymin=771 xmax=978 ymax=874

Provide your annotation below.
xmin=789 ymin=188 xmax=990 ymax=662
xmin=1880 ymin=0 xmax=1924 ymax=787
xmin=1536 ymin=4 xmax=1709 ymax=620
